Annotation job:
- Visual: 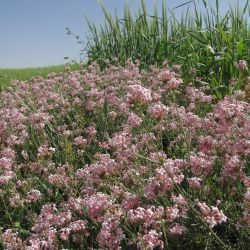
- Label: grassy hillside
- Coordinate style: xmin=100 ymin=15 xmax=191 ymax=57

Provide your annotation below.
xmin=0 ymin=64 xmax=81 ymax=88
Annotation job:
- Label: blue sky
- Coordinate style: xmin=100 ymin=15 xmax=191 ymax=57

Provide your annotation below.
xmin=0 ymin=0 xmax=247 ymax=68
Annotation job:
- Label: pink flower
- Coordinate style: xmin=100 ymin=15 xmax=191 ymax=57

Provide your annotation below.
xmin=166 ymin=205 xmax=180 ymax=222
xmin=9 ymin=194 xmax=23 ymax=207
xmin=37 ymin=144 xmax=55 ymax=158
xmin=83 ymin=193 xmax=111 ymax=222
xmin=145 ymin=176 xmax=173 ymax=200
xmin=149 ymin=151 xmax=167 ymax=162
xmin=0 ymin=171 xmax=16 ymax=185
xmin=210 ymin=206 xmax=227 ymax=224
xmin=127 ymin=84 xmax=153 ymax=104
xmin=185 ymin=85 xmax=213 ymax=103
xmin=121 ymin=193 xmax=141 ymax=211
xmin=148 ymin=102 xmax=168 ymax=119
xmin=69 ymin=220 xmax=88 ymax=233
xmin=198 ymin=136 xmax=215 ymax=155
xmin=109 ymin=131 xmax=132 ymax=150
xmin=197 ymin=202 xmax=211 ymax=216
xmin=86 ymin=100 xmax=96 ymax=111
xmin=167 ymin=78 xmax=181 ymax=90
xmin=128 ymin=207 xmax=146 ymax=224
xmin=2 ymin=229 xmax=23 ymax=250
xmin=84 ymin=125 xmax=97 ymax=140
xmin=73 ymin=136 xmax=87 ymax=148
xmin=141 ymin=230 xmax=163 ymax=249
xmin=29 ymin=112 xmax=51 ymax=130
xmin=48 ymin=173 xmax=69 ymax=187
xmin=27 ymin=194 xmax=51 ymax=213
xmin=145 ymin=159 xmax=185 ymax=199
xmin=0 ymin=157 xmax=12 ymax=170
xmin=168 ymin=223 xmax=186 ymax=236
xmin=79 ymin=154 xmax=118 ymax=182
xmin=97 ymin=217 xmax=124 ymax=250
xmin=127 ymin=112 xmax=142 ymax=128
xmin=108 ymin=111 xmax=117 ymax=120
xmin=197 ymin=201 xmax=227 ymax=228
xmin=222 ymin=155 xmax=244 ymax=180
xmin=190 ymin=152 xmax=214 ymax=176
xmin=160 ymin=69 xmax=174 ymax=82
xmin=236 ymin=60 xmax=248 ymax=71
xmin=128 ymin=206 xmax=164 ymax=226
xmin=1 ymin=148 xmax=15 ymax=159
xmin=171 ymin=194 xmax=188 ymax=208
xmin=187 ymin=177 xmax=202 ymax=189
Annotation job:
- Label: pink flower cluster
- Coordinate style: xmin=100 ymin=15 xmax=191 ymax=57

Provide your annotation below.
xmin=97 ymin=216 xmax=124 ymax=250
xmin=197 ymin=201 xmax=227 ymax=228
xmin=236 ymin=60 xmax=248 ymax=71
xmin=145 ymin=159 xmax=185 ymax=200
xmin=127 ymin=84 xmax=153 ymax=104
xmin=0 ymin=60 xmax=249 ymax=249
xmin=148 ymin=102 xmax=168 ymax=119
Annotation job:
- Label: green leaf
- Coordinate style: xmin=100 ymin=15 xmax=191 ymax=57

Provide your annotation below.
xmin=188 ymin=31 xmax=207 ymax=45
xmin=236 ymin=39 xmax=245 ymax=55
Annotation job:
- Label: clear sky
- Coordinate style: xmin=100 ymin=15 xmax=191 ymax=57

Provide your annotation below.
xmin=0 ymin=0 xmax=247 ymax=68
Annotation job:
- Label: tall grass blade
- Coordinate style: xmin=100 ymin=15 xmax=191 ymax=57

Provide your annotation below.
xmin=173 ymin=0 xmax=193 ymax=10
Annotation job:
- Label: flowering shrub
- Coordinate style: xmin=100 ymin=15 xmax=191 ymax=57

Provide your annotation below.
xmin=0 ymin=60 xmax=249 ymax=249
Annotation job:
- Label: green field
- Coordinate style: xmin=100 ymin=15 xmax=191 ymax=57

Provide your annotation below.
xmin=0 ymin=64 xmax=81 ymax=88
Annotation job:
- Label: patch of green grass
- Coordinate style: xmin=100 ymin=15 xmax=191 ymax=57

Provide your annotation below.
xmin=0 ymin=64 xmax=81 ymax=88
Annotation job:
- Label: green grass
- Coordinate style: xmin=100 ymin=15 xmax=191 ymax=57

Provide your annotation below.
xmin=84 ymin=0 xmax=250 ymax=98
xmin=0 ymin=64 xmax=81 ymax=88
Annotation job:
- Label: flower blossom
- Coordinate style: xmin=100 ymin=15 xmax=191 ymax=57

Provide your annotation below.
xmin=197 ymin=202 xmax=227 ymax=228
xmin=127 ymin=84 xmax=153 ymax=104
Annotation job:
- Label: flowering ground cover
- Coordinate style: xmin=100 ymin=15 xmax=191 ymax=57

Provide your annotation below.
xmin=0 ymin=60 xmax=249 ymax=249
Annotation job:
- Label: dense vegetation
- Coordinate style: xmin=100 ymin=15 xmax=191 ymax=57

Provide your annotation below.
xmin=0 ymin=0 xmax=249 ymax=249
xmin=82 ymin=0 xmax=250 ymax=98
